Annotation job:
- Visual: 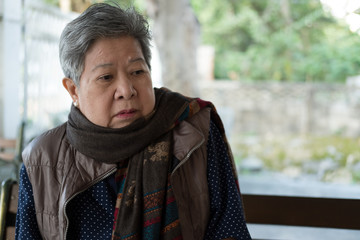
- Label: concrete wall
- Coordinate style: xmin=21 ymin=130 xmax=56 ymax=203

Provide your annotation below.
xmin=199 ymin=81 xmax=360 ymax=139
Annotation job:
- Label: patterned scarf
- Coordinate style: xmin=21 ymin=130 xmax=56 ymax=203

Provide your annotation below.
xmin=66 ymin=88 xmax=215 ymax=239
xmin=111 ymin=131 xmax=181 ymax=240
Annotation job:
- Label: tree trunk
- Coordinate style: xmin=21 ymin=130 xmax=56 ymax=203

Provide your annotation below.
xmin=146 ymin=0 xmax=200 ymax=97
xmin=280 ymin=0 xmax=292 ymax=26
xmin=59 ymin=0 xmax=96 ymax=13
xmin=59 ymin=0 xmax=71 ymax=12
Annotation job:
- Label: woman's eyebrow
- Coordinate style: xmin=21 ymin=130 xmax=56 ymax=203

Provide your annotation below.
xmin=129 ymin=57 xmax=145 ymax=63
xmin=91 ymin=58 xmax=145 ymax=72
xmin=92 ymin=63 xmax=113 ymax=72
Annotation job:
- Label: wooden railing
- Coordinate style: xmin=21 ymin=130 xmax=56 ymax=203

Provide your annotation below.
xmin=242 ymin=193 xmax=360 ymax=230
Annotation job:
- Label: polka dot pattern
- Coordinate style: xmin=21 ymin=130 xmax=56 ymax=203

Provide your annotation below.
xmin=15 ymin=165 xmax=43 ymax=239
xmin=204 ymin=121 xmax=252 ymax=240
xmin=66 ymin=177 xmax=116 ymax=239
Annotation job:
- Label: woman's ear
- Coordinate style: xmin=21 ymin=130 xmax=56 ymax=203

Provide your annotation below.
xmin=62 ymin=77 xmax=79 ymax=103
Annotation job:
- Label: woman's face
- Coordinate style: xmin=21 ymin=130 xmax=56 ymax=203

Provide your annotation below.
xmin=63 ymin=36 xmax=155 ymax=128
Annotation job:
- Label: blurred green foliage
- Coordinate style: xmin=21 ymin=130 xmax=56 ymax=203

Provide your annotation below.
xmin=191 ymin=0 xmax=360 ymax=82
xmin=42 ymin=0 xmax=145 ymax=12
xmin=43 ymin=0 xmax=59 ymax=5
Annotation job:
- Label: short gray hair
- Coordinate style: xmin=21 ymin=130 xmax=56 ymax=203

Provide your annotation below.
xmin=59 ymin=3 xmax=152 ymax=86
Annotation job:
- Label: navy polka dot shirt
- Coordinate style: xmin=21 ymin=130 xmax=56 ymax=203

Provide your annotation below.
xmin=15 ymin=121 xmax=251 ymax=239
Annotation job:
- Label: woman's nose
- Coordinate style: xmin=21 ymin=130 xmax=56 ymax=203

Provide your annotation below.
xmin=114 ymin=78 xmax=137 ymax=100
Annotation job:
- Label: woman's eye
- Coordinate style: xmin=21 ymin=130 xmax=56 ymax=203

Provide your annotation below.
xmin=98 ymin=75 xmax=113 ymax=81
xmin=132 ymin=70 xmax=145 ymax=76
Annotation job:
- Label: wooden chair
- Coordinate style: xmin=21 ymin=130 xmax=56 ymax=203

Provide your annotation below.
xmin=0 ymin=121 xmax=26 ymax=180
xmin=242 ymin=193 xmax=360 ymax=230
xmin=0 ymin=139 xmax=16 ymax=163
xmin=0 ymin=179 xmax=18 ymax=240
xmin=0 ymin=123 xmax=25 ymax=239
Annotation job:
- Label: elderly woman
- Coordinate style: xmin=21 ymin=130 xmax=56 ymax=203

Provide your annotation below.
xmin=15 ymin=3 xmax=251 ymax=240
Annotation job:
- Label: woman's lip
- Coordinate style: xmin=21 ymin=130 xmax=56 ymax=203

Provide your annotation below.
xmin=115 ymin=109 xmax=137 ymax=118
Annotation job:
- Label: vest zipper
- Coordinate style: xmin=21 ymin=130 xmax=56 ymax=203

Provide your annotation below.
xmin=63 ymin=167 xmax=117 ymax=240
xmin=171 ymin=137 xmax=205 ymax=175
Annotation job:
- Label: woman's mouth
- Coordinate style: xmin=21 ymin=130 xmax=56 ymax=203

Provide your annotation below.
xmin=116 ymin=109 xmax=137 ymax=119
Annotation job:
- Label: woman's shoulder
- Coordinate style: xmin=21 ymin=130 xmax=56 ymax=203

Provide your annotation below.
xmin=22 ymin=123 xmax=68 ymax=166
xmin=185 ymin=107 xmax=211 ymax=135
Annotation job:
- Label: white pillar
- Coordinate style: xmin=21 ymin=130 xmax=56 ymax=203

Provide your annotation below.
xmin=2 ymin=0 xmax=22 ymax=138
